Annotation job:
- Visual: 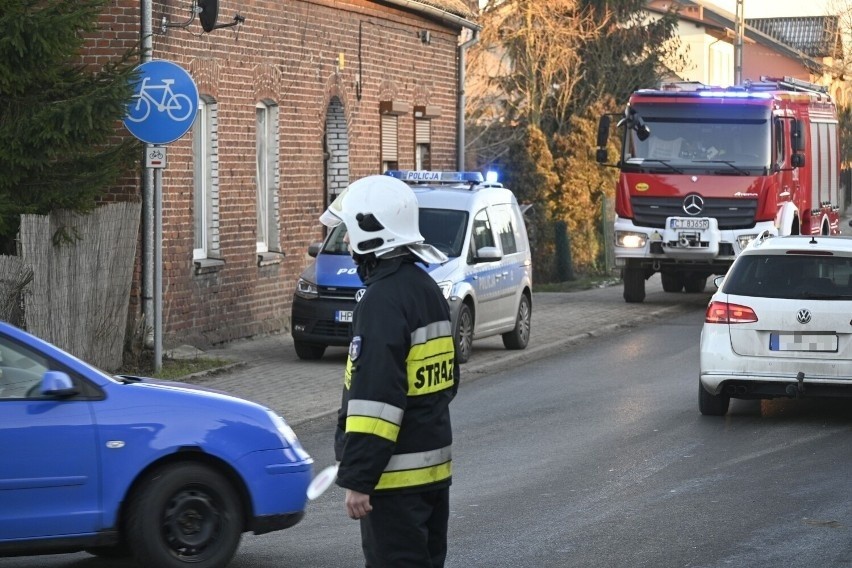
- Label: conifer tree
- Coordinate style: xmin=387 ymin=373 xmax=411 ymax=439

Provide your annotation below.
xmin=0 ymin=0 xmax=140 ymax=253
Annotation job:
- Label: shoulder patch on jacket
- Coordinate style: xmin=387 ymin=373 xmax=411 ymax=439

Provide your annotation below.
xmin=349 ymin=336 xmax=362 ymax=361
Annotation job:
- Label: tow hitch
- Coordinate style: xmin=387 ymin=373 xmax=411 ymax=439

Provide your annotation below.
xmin=785 ymin=371 xmax=806 ymax=397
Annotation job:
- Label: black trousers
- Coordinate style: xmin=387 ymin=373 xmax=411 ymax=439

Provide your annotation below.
xmin=360 ymin=487 xmax=450 ymax=568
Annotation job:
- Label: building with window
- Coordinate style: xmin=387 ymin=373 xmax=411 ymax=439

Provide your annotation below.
xmin=92 ymin=0 xmax=479 ymax=347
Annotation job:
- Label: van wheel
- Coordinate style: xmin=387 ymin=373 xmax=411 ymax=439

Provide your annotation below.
xmin=454 ymin=303 xmax=474 ymax=364
xmin=699 ymin=383 xmax=730 ymax=416
xmin=294 ymin=341 xmax=326 ymax=360
xmin=660 ymin=272 xmax=684 ymax=293
xmin=502 ymin=294 xmax=531 ymax=350
xmin=623 ymin=266 xmax=646 ymax=303
xmin=126 ymin=463 xmax=243 ymax=568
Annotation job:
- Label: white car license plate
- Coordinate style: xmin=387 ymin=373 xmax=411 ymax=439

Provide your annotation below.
xmin=669 ymin=217 xmax=710 ymax=230
xmin=769 ymin=332 xmax=838 ymax=352
xmin=335 ymin=310 xmax=353 ymax=323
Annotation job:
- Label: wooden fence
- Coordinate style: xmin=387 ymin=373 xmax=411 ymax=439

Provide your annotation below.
xmin=6 ymin=202 xmax=142 ymax=371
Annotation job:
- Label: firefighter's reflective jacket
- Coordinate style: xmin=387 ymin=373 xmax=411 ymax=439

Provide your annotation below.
xmin=334 ymin=255 xmax=458 ymax=495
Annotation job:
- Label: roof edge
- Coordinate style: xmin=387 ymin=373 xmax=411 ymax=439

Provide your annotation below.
xmin=378 ymin=0 xmax=481 ymax=31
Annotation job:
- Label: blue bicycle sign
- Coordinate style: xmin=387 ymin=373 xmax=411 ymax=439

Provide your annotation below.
xmin=124 ymin=60 xmax=198 ymax=145
xmin=126 ymin=77 xmax=194 ymax=123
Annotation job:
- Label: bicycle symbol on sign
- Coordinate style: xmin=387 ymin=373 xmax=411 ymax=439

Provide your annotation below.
xmin=126 ymin=77 xmax=195 ymax=123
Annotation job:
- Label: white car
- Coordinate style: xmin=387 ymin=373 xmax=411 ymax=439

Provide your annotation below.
xmin=699 ymin=233 xmax=852 ymax=416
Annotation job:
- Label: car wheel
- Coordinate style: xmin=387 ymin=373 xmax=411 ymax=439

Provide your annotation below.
xmin=294 ymin=341 xmax=326 ymax=360
xmin=454 ymin=303 xmax=474 ymax=364
xmin=698 ymin=382 xmax=730 ymax=416
xmin=126 ymin=463 xmax=243 ymax=568
xmin=684 ymin=275 xmax=707 ymax=293
xmin=660 ymin=272 xmax=684 ymax=293
xmin=623 ymin=266 xmax=646 ymax=303
xmin=502 ymin=293 xmax=531 ymax=350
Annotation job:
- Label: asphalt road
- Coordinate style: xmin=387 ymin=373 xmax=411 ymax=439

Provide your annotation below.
xmin=11 ymin=298 xmax=852 ymax=567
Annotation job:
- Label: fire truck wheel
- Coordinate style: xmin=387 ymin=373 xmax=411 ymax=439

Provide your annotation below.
xmin=660 ymin=272 xmax=684 ymax=293
xmin=623 ymin=266 xmax=646 ymax=303
xmin=684 ymin=275 xmax=707 ymax=293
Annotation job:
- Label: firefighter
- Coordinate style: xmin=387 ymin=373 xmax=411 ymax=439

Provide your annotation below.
xmin=320 ymin=174 xmax=459 ymax=567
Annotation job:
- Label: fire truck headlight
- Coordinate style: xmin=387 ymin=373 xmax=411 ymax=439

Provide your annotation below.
xmin=616 ymin=231 xmax=647 ymax=248
xmin=737 ymin=234 xmax=758 ymax=250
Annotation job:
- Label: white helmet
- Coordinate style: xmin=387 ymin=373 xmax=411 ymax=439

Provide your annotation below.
xmin=320 ymin=175 xmax=447 ymax=264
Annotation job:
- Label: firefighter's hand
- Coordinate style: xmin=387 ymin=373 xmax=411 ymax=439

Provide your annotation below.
xmin=345 ymin=489 xmax=372 ymax=519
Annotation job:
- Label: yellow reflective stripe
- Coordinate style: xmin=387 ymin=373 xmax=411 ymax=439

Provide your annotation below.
xmin=344 ymin=356 xmax=353 ymax=390
xmin=375 ymin=461 xmax=452 ymax=490
xmin=407 ymin=336 xmax=455 ymax=396
xmin=345 ymin=416 xmax=400 ymax=442
xmin=347 ymin=399 xmax=404 ymax=425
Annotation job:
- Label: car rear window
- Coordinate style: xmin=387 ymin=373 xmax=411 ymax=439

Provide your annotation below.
xmin=723 ymin=254 xmax=852 ymax=299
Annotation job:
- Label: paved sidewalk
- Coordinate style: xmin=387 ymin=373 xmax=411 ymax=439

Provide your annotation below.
xmin=181 ymin=274 xmax=707 ymax=426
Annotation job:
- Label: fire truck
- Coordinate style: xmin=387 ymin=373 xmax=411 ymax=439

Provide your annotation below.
xmin=595 ymin=77 xmax=841 ymax=303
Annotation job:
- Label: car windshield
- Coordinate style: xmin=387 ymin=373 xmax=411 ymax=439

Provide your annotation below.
xmin=723 ymin=254 xmax=852 ymax=299
xmin=321 ymin=208 xmax=469 ymax=258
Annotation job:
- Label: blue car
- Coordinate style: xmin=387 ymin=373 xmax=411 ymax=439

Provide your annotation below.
xmin=0 ymin=322 xmax=313 ymax=568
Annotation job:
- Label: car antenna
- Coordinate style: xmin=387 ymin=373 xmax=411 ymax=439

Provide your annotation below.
xmin=810 ymin=236 xmax=818 ymax=244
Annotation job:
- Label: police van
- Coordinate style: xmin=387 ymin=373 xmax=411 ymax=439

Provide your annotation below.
xmin=291 ymin=170 xmax=533 ymax=363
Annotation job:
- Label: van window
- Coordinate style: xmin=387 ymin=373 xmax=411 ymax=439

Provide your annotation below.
xmin=491 ymin=204 xmax=518 ymax=254
xmin=471 ymin=209 xmax=495 ymax=253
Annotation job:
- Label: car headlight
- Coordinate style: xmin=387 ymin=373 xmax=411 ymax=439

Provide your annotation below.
xmin=294 ymin=277 xmax=319 ymax=299
xmin=615 ymin=231 xmax=647 ymax=248
xmin=437 ymin=280 xmax=453 ymax=300
xmin=266 ymin=411 xmax=311 ymax=460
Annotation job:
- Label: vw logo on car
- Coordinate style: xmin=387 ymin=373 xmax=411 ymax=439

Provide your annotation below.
xmin=682 ymin=193 xmax=704 ymax=216
xmin=797 ymin=309 xmax=812 ymax=324
xmin=355 ymin=288 xmax=366 ymax=302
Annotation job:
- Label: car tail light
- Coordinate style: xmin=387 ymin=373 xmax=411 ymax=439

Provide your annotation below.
xmin=705 ymin=301 xmax=758 ymax=324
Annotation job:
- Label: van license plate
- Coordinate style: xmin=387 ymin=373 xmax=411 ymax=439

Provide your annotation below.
xmin=670 ymin=217 xmax=710 ymax=230
xmin=769 ymin=332 xmax=838 ymax=352
xmin=335 ymin=310 xmax=353 ymax=323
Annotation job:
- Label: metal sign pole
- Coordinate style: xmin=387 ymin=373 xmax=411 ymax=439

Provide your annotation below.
xmin=154 ymin=165 xmax=163 ymax=373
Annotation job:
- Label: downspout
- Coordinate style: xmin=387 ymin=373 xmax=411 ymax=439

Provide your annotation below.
xmin=141 ymin=0 xmax=154 ymax=345
xmin=457 ymin=28 xmax=479 ymax=171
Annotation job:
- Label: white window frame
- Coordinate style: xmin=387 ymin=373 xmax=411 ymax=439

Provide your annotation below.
xmin=256 ymin=101 xmax=279 ymax=254
xmin=193 ymin=97 xmax=219 ymax=262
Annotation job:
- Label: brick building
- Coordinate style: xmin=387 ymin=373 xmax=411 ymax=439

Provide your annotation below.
xmin=96 ymin=0 xmax=479 ymax=347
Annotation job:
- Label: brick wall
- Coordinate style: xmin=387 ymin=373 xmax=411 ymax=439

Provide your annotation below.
xmin=94 ymin=0 xmax=465 ymax=346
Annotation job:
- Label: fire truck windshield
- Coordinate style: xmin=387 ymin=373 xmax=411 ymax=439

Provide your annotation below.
xmin=623 ymin=103 xmax=771 ymax=172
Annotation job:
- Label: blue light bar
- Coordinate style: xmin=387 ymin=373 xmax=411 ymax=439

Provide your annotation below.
xmin=385 ymin=170 xmax=484 ymax=183
xmin=696 ymin=91 xmax=772 ymax=99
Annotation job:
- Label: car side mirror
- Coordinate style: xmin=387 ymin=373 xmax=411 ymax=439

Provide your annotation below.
xmin=713 ymin=275 xmax=725 ymax=289
xmin=474 ymin=246 xmax=502 ymax=263
xmin=41 ymin=371 xmax=77 ymax=397
xmin=307 ymin=242 xmax=322 ymax=258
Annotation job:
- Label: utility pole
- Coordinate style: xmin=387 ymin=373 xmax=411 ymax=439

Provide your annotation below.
xmin=734 ymin=0 xmax=744 ymax=84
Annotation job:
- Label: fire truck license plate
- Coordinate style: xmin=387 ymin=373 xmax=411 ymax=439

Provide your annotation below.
xmin=670 ymin=217 xmax=710 ymax=230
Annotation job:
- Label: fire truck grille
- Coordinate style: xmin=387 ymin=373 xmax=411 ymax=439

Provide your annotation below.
xmin=630 ymin=197 xmax=757 ymax=230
